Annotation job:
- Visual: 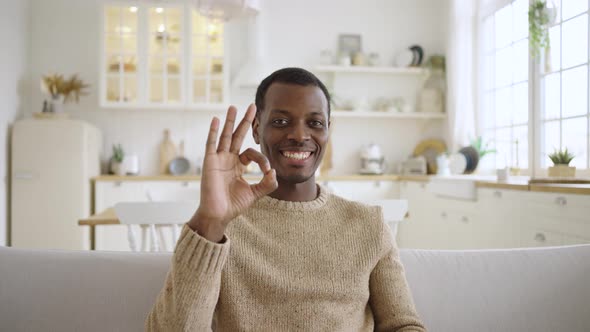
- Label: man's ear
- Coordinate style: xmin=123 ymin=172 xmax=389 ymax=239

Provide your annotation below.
xmin=252 ymin=116 xmax=260 ymax=144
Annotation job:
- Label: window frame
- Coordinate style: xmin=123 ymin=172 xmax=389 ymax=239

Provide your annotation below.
xmin=477 ymin=0 xmax=590 ymax=176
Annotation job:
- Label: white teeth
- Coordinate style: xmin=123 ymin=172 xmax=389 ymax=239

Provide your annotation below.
xmin=282 ymin=151 xmax=311 ymax=160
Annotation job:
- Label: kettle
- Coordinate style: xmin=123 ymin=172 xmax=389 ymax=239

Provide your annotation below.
xmin=360 ymin=143 xmax=387 ymax=174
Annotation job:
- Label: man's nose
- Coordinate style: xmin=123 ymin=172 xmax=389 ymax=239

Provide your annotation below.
xmin=287 ymin=122 xmax=310 ymax=142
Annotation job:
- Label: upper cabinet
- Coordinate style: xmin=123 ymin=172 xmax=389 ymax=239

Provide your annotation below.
xmin=101 ymin=4 xmax=229 ymax=109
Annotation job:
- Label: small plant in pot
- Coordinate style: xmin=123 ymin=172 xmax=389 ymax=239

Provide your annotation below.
xmin=110 ymin=144 xmax=126 ymax=176
xmin=548 ymin=148 xmax=575 ymax=177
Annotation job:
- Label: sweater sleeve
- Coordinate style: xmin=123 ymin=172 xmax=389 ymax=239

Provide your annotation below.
xmin=145 ymin=224 xmax=231 ymax=331
xmin=369 ymin=214 xmax=427 ymax=332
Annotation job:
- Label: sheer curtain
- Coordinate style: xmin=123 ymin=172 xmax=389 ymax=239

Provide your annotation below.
xmin=446 ymin=0 xmax=478 ymax=152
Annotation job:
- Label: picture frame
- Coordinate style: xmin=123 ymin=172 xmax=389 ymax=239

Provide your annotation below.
xmin=338 ymin=34 xmax=362 ymax=56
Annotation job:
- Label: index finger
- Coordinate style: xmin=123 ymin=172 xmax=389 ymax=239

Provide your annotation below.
xmin=205 ymin=117 xmax=220 ymax=155
xmin=229 ymin=104 xmax=257 ymax=153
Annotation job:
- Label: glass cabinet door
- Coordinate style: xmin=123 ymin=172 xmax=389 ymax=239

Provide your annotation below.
xmin=104 ymin=6 xmax=138 ymax=103
xmin=148 ymin=6 xmax=183 ymax=104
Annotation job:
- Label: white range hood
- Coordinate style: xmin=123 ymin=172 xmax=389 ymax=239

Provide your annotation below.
xmin=232 ymin=14 xmax=270 ymax=89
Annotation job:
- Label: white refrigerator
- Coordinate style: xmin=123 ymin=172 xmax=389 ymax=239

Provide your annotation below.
xmin=11 ymin=118 xmax=102 ymax=250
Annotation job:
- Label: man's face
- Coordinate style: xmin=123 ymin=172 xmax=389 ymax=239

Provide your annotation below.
xmin=253 ymin=83 xmax=330 ymax=184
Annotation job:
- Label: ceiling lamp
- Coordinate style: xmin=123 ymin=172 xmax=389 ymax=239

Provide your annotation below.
xmin=194 ymin=0 xmax=260 ymax=21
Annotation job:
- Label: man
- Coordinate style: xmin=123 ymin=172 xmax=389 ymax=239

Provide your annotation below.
xmin=146 ymin=68 xmax=426 ymax=331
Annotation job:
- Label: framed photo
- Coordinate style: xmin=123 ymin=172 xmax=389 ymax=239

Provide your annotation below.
xmin=338 ymin=34 xmax=362 ymax=56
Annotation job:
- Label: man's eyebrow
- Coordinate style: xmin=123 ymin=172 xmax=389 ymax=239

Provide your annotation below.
xmin=269 ymin=109 xmax=290 ymax=115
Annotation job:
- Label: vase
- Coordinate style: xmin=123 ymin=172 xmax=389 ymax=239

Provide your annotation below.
xmin=548 ymin=165 xmax=576 ymax=177
xmin=49 ymin=98 xmax=64 ymax=113
xmin=110 ymin=160 xmax=126 ymax=176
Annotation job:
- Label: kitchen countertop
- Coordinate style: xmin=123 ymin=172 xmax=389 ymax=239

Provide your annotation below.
xmin=92 ymin=175 xmax=590 ymax=195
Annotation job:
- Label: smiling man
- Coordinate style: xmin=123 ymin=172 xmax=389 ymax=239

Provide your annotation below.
xmin=146 ymin=68 xmax=426 ymax=331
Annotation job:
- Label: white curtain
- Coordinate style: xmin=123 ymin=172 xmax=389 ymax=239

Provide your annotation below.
xmin=446 ymin=0 xmax=477 ymax=152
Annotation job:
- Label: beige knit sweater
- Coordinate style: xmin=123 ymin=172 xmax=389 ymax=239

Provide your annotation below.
xmin=145 ymin=186 xmax=426 ymax=331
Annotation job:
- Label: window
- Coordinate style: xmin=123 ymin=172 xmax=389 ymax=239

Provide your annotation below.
xmin=541 ymin=0 xmax=589 ymax=169
xmin=102 ymin=4 xmax=227 ymax=107
xmin=480 ymin=0 xmax=530 ymax=171
xmin=478 ymin=0 xmax=590 ymax=175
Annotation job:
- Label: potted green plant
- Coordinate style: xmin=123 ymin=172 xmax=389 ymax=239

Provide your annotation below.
xmin=548 ymin=148 xmax=575 ymax=177
xmin=470 ymin=136 xmax=496 ymax=159
xmin=110 ymin=144 xmax=126 ymax=176
xmin=529 ymin=0 xmax=557 ymax=58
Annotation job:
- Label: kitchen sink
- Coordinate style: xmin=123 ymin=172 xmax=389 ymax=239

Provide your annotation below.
xmin=427 ymin=175 xmax=492 ymax=201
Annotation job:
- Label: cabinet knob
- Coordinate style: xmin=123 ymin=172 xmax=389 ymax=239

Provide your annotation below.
xmin=554 ymin=196 xmax=567 ymax=206
xmin=114 ymin=181 xmax=122 ymax=187
xmin=534 ymin=233 xmax=546 ymax=243
xmin=461 ymin=216 xmax=469 ymax=223
xmin=181 ymin=181 xmax=189 ymax=187
xmin=493 ymin=191 xmax=502 ymax=198
xmin=440 ymin=212 xmax=447 ymax=218
xmin=420 ymin=183 xmax=426 ymax=189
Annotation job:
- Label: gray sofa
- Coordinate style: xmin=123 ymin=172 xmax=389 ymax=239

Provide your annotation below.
xmin=1 ymin=244 xmax=589 ymax=331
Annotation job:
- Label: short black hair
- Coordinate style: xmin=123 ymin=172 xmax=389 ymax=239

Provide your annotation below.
xmin=255 ymin=67 xmax=331 ymax=118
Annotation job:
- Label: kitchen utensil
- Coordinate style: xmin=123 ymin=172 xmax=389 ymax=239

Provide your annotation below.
xmin=168 ymin=140 xmax=191 ymax=175
xmin=394 ymin=49 xmax=414 ymax=67
xmin=159 ymin=129 xmax=177 ymax=174
xmin=409 ymin=45 xmax=424 ymax=66
xmin=360 ymin=143 xmax=387 ymax=174
xmin=401 ymin=156 xmax=427 ymax=175
xmin=448 ymin=153 xmax=467 ymax=174
xmin=459 ymin=146 xmax=480 ymax=174
xmin=413 ymin=139 xmax=447 ymax=174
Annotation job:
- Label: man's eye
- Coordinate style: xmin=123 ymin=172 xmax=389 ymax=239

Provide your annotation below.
xmin=272 ymin=119 xmax=288 ymax=126
xmin=310 ymin=120 xmax=324 ymax=128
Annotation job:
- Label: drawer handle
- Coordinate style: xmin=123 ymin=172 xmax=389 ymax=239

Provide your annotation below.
xmin=534 ymin=233 xmax=546 ymax=243
xmin=461 ymin=216 xmax=469 ymax=223
xmin=554 ymin=196 xmax=567 ymax=206
xmin=493 ymin=191 xmax=502 ymax=198
xmin=114 ymin=181 xmax=122 ymax=187
xmin=420 ymin=183 xmax=426 ymax=189
xmin=181 ymin=181 xmax=189 ymax=187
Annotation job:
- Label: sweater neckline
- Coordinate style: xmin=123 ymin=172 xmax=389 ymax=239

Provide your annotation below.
xmin=255 ymin=184 xmax=329 ymax=211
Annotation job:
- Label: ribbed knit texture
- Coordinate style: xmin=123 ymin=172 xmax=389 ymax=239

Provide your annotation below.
xmin=145 ymin=186 xmax=426 ymax=331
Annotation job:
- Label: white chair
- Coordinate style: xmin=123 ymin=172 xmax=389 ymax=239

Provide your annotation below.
xmin=363 ymin=199 xmax=408 ymax=238
xmin=115 ymin=188 xmax=199 ymax=252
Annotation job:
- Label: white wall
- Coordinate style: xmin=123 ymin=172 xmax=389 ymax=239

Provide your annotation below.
xmin=29 ymin=0 xmax=448 ymax=176
xmin=0 ymin=0 xmax=31 ymax=246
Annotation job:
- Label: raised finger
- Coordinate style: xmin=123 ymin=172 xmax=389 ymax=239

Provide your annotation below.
xmin=205 ymin=117 xmax=220 ymax=155
xmin=239 ymin=148 xmax=271 ymax=174
xmin=217 ymin=106 xmax=237 ymax=152
xmin=230 ymin=104 xmax=257 ymax=153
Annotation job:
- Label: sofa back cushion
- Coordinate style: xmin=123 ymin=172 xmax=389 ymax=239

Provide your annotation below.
xmin=1 ymin=245 xmax=589 ymax=331
xmin=401 ymin=245 xmax=590 ymax=331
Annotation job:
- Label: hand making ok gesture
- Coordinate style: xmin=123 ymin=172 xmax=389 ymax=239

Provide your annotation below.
xmin=188 ymin=104 xmax=278 ymax=242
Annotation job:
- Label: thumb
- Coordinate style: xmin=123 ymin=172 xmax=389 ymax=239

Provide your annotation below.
xmin=250 ymin=169 xmax=278 ymax=199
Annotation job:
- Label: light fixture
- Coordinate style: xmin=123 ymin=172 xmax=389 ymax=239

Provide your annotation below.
xmin=155 ymin=7 xmax=164 ymax=14
xmin=129 ymin=6 xmax=138 ymax=13
xmin=194 ymin=0 xmax=260 ymax=21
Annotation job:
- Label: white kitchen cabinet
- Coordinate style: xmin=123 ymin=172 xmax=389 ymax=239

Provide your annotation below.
xmin=321 ymin=180 xmax=399 ymax=201
xmin=476 ymin=188 xmax=523 ymax=248
xmin=396 ymin=181 xmax=483 ymax=249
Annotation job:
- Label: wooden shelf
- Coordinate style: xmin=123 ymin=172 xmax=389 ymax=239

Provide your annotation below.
xmin=331 ymin=111 xmax=446 ymax=119
xmin=314 ymin=65 xmax=429 ymax=75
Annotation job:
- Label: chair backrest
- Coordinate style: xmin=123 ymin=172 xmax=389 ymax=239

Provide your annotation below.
xmin=362 ymin=199 xmax=408 ymax=222
xmin=114 ymin=201 xmax=196 ymax=225
xmin=145 ymin=188 xmax=199 ymax=202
